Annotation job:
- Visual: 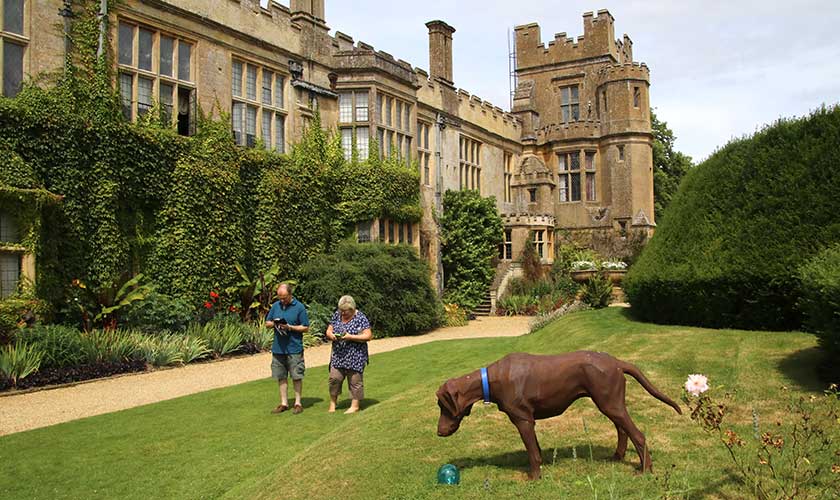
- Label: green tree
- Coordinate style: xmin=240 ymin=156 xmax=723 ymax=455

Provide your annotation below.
xmin=521 ymin=235 xmax=542 ymax=283
xmin=440 ymin=190 xmax=504 ymax=309
xmin=652 ymin=110 xmax=693 ymax=221
xmin=297 ymin=242 xmax=441 ymax=338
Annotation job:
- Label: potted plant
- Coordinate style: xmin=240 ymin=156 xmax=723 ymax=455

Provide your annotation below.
xmin=570 ymin=260 xmax=598 ymax=283
xmin=601 ymin=260 xmax=628 ymax=285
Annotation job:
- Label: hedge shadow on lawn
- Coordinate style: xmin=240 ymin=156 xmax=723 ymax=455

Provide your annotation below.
xmin=776 ymin=347 xmax=830 ymax=393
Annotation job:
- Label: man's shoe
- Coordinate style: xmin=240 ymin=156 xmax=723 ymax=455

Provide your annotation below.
xmin=292 ymin=404 xmax=303 ymax=414
xmin=271 ymin=404 xmax=289 ymax=414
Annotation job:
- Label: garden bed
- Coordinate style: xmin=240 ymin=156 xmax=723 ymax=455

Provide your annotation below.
xmin=0 ymin=359 xmax=147 ymax=393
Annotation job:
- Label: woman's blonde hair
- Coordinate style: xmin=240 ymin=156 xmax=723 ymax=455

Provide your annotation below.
xmin=337 ymin=295 xmax=356 ymax=311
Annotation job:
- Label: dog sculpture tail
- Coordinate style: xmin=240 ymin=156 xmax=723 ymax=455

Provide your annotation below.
xmin=619 ymin=361 xmax=683 ymax=415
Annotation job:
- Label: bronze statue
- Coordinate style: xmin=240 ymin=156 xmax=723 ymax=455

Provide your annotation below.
xmin=435 ymin=351 xmax=682 ymax=479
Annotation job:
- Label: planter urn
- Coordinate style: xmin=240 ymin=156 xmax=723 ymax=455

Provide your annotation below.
xmin=570 ymin=269 xmax=597 ymax=283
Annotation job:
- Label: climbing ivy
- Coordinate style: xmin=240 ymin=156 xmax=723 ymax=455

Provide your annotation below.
xmin=336 ymin=141 xmax=422 ymax=224
xmin=252 ymin=113 xmax=344 ymax=279
xmin=440 ymin=190 xmax=504 ymax=309
xmin=146 ymin=118 xmax=247 ymax=307
xmin=0 ymin=0 xmax=421 ymax=319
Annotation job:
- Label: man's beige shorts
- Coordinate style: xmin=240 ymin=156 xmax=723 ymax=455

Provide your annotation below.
xmin=271 ymin=353 xmax=305 ymax=381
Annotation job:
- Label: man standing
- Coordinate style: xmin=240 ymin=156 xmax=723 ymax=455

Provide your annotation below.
xmin=266 ymin=283 xmax=309 ymax=414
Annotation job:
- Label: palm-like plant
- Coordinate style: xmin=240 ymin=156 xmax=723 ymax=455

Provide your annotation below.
xmin=0 ymin=341 xmax=44 ymax=387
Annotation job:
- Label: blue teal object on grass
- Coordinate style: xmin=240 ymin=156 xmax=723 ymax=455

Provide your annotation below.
xmin=437 ymin=463 xmax=460 ymax=485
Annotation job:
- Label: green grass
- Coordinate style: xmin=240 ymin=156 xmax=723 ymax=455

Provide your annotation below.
xmin=0 ymin=308 xmax=833 ymax=499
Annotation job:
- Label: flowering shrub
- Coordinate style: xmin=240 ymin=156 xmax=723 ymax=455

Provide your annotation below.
xmin=571 ymin=260 xmax=598 ymax=271
xmin=601 ymin=260 xmax=628 ymax=271
xmin=684 ymin=373 xmax=709 ymax=397
xmin=683 ymin=374 xmax=840 ymax=498
xmin=443 ymin=303 xmax=468 ymax=327
xmin=198 ymin=290 xmax=225 ymax=323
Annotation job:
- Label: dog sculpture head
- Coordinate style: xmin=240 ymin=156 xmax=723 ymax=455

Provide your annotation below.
xmin=436 ymin=379 xmax=475 ymax=436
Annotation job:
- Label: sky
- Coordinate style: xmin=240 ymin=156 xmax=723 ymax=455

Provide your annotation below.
xmin=266 ymin=1 xmax=840 ymax=162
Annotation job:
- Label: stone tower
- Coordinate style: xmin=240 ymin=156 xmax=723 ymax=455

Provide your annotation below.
xmin=511 ymin=10 xmax=655 ymax=257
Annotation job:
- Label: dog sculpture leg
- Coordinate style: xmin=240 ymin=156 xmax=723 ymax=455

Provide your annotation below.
xmin=510 ymin=417 xmax=542 ymax=480
xmin=611 ymin=423 xmax=629 ymax=461
xmin=604 ymin=409 xmax=651 ymax=472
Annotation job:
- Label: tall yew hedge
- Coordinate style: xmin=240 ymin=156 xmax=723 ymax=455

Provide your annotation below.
xmin=625 ymin=106 xmax=840 ymax=330
xmin=440 ymin=190 xmax=504 ymax=309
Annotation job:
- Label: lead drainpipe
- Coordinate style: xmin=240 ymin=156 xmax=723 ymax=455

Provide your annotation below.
xmin=59 ymin=0 xmax=73 ymax=73
xmin=434 ymin=112 xmax=446 ymax=294
xmin=97 ymin=0 xmax=108 ymax=58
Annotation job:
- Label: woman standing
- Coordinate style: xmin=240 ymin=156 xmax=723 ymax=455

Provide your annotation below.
xmin=325 ymin=295 xmax=373 ymax=414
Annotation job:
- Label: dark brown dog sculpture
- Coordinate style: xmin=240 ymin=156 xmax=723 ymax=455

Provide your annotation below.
xmin=435 ymin=351 xmax=682 ymax=479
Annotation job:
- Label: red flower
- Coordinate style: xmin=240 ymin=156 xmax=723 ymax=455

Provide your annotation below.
xmin=203 ymin=301 xmax=213 ymax=309
xmin=209 ymin=291 xmax=219 ymax=299
xmin=229 ymin=305 xmax=238 ymax=313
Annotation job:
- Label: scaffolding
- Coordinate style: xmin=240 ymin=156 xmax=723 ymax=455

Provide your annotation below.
xmin=508 ymin=28 xmax=518 ymax=111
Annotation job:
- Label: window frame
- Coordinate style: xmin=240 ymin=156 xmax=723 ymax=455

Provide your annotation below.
xmin=231 ymin=56 xmax=288 ymax=152
xmin=502 ymin=229 xmax=512 ymax=260
xmin=584 ymin=151 xmax=597 ymax=202
xmin=338 ymin=90 xmax=371 ymax=160
xmin=0 ymin=0 xmax=28 ymax=98
xmin=533 ymin=230 xmax=545 ymax=259
xmin=417 ymin=121 xmax=432 ymax=186
xmin=117 ymin=19 xmax=196 ymax=134
xmin=377 ymin=90 xmax=413 ymax=165
xmin=503 ymin=152 xmax=513 ymax=203
xmin=560 ymin=84 xmax=580 ymax=123
xmin=558 ymin=151 xmax=582 ymax=203
xmin=459 ymin=135 xmax=482 ymax=193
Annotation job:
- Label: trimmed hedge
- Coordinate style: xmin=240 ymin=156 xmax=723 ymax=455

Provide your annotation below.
xmin=296 ymin=242 xmax=442 ymax=338
xmin=626 ymin=106 xmax=840 ymax=330
xmin=799 ymin=244 xmax=840 ymax=363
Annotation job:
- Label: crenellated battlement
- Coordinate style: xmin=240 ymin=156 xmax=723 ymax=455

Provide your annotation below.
xmin=602 ymin=62 xmax=650 ymax=83
xmin=162 ymin=0 xmax=301 ymax=52
xmin=515 ymin=10 xmax=617 ymax=72
xmin=332 ymin=36 xmax=418 ymax=84
xmin=262 ymin=0 xmax=292 ymax=21
xmin=455 ymin=87 xmax=521 ymax=126
xmin=616 ymin=34 xmax=633 ymax=64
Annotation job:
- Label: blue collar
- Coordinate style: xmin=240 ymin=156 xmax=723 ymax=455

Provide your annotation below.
xmin=480 ymin=367 xmax=490 ymax=404
xmin=279 ymin=298 xmax=298 ymax=310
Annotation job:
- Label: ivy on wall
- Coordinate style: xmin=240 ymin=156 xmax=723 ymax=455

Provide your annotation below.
xmin=0 ymin=147 xmax=58 ymax=254
xmin=440 ymin=190 xmax=504 ymax=309
xmin=336 ymin=142 xmax=422 ymax=224
xmin=252 ymin=113 xmax=344 ymax=279
xmin=147 ymin=119 xmax=248 ymax=307
xmin=0 ymin=0 xmax=422 ymax=317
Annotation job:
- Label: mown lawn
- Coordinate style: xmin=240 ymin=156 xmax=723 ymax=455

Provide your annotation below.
xmin=0 ymin=308 xmax=833 ymax=499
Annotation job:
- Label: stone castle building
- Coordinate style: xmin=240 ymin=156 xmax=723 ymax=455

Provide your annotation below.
xmin=1 ymin=0 xmax=654 ymax=299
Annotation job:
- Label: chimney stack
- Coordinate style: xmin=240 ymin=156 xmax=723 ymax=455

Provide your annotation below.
xmin=291 ymin=0 xmax=325 ymax=22
xmin=426 ymin=20 xmax=455 ymax=84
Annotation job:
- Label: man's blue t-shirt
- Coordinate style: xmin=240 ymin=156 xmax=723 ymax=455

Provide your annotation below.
xmin=266 ymin=298 xmax=310 ymax=354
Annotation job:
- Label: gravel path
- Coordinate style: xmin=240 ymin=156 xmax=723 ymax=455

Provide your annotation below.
xmin=0 ymin=316 xmax=529 ymax=436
